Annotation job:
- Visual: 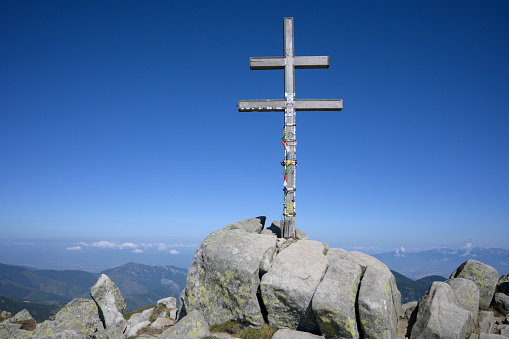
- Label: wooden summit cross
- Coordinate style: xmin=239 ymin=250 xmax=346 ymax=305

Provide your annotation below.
xmin=238 ymin=17 xmax=343 ymax=238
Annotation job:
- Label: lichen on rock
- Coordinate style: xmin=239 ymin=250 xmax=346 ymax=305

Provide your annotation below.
xmin=450 ymin=259 xmax=499 ymax=310
xmin=181 ymin=228 xmax=277 ymax=327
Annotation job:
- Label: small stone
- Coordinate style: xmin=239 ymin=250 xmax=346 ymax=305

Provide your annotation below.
xmin=125 ymin=320 xmax=151 ymax=338
xmin=272 ymin=328 xmax=325 ymax=339
xmin=139 ymin=308 xmax=154 ymax=323
xmin=150 ymin=317 xmax=174 ymax=330
xmin=493 ymin=293 xmax=509 ymax=316
xmin=159 ymin=310 xmax=210 ymax=339
xmin=478 ymin=311 xmax=495 ymax=334
xmin=402 ymin=301 xmax=418 ymax=320
xmin=157 ymin=297 xmax=177 ymax=310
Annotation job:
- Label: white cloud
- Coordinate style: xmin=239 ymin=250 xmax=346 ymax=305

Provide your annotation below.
xmin=158 ymin=244 xmax=167 ymax=251
xmin=77 ymin=241 xmax=137 ymax=250
xmin=395 ymin=246 xmax=406 ymax=257
xmin=132 ymin=249 xmax=143 ymax=254
xmin=66 ymin=246 xmax=82 ymax=251
xmin=460 ymin=241 xmax=474 ymax=256
xmin=92 ymin=241 xmax=117 ymax=248
xmin=169 ymin=249 xmax=179 ymax=255
xmin=118 ymin=242 xmax=137 ymax=250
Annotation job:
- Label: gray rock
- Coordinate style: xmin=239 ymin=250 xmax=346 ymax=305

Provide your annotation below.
xmin=479 ymin=335 xmax=509 ymax=339
xmin=159 ymin=310 xmax=210 ymax=338
xmin=478 ymin=311 xmax=495 ymax=334
xmin=124 ymin=313 xmax=141 ymax=335
xmin=157 ymin=297 xmax=177 ymax=310
xmin=0 ymin=323 xmax=28 ymax=339
xmin=139 ymin=308 xmax=154 ymax=323
xmin=446 ymin=277 xmax=480 ymax=321
xmin=410 ymin=282 xmax=472 ymax=339
xmin=261 ymin=240 xmax=328 ymax=332
xmin=325 ymin=248 xmax=348 ymax=260
xmin=343 ymin=251 xmax=403 ymax=318
xmin=30 ymin=298 xmax=104 ymax=338
xmin=450 ymin=259 xmax=499 ymax=310
xmin=498 ymin=274 xmax=509 ymax=294
xmin=493 ymin=293 xmax=509 ymax=316
xmin=402 ymin=301 xmax=418 ymax=320
xmin=177 ymin=288 xmax=187 ymax=320
xmin=181 ymin=228 xmax=277 ymax=327
xmin=90 ymin=274 xmax=127 ymax=331
xmin=5 ymin=309 xmax=33 ymax=324
xmin=94 ymin=326 xmax=126 ymax=339
xmin=125 ymin=320 xmax=150 ymax=338
xmin=223 ymin=216 xmax=266 ymax=233
xmin=341 ymin=251 xmax=401 ymax=338
xmin=504 ymin=315 xmax=509 ymax=324
xmin=312 ymin=258 xmax=362 ymax=339
xmin=357 ymin=266 xmax=399 ymax=339
xmin=150 ymin=317 xmax=174 ymax=330
xmin=272 ymin=328 xmax=325 ymax=339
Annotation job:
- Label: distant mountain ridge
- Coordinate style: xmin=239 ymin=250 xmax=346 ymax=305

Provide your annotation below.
xmin=374 ymin=247 xmax=509 ymax=279
xmin=0 ymin=262 xmax=187 ymax=312
xmin=391 ymin=270 xmax=446 ymax=303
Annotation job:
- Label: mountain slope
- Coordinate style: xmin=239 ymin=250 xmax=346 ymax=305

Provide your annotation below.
xmin=391 ymin=270 xmax=446 ymax=303
xmin=0 ymin=295 xmax=63 ymax=323
xmin=0 ymin=262 xmax=188 ymax=313
xmin=102 ymin=262 xmax=188 ymax=311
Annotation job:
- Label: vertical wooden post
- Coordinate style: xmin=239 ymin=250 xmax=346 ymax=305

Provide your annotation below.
xmin=283 ymin=18 xmax=296 ymax=238
xmin=238 ymin=17 xmax=343 ymax=238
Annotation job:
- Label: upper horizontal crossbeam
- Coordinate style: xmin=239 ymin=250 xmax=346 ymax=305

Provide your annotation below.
xmin=250 ymin=56 xmax=330 ymax=70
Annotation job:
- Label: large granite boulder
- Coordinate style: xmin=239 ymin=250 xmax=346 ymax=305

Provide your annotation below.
xmin=446 ymin=277 xmax=480 ymax=322
xmin=224 ymin=216 xmax=266 ymax=233
xmin=181 ymin=228 xmax=277 ymax=327
xmin=90 ymin=274 xmax=127 ymax=332
xmin=312 ymin=258 xmax=362 ymax=339
xmin=343 ymin=251 xmax=401 ymax=338
xmin=261 ymin=240 xmax=329 ymax=333
xmin=450 ymin=259 xmax=499 ymax=310
xmin=159 ymin=310 xmax=210 ymax=339
xmin=410 ymin=282 xmax=472 ymax=339
xmin=30 ymin=298 xmax=104 ymax=338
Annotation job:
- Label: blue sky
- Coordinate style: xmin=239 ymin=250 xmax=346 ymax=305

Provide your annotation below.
xmin=1 ymin=1 xmax=508 ymax=271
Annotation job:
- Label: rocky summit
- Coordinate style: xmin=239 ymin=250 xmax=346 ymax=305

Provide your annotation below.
xmin=1 ymin=217 xmax=508 ymax=338
xmin=178 ymin=217 xmax=402 ymax=338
